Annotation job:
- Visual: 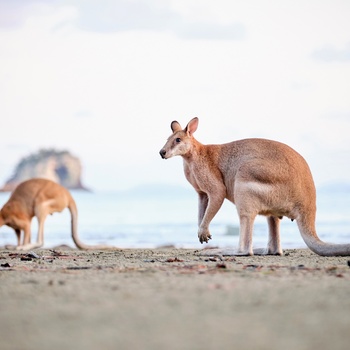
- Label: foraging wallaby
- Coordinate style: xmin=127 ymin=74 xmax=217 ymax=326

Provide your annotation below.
xmin=160 ymin=117 xmax=350 ymax=256
xmin=0 ymin=178 xmax=115 ymax=250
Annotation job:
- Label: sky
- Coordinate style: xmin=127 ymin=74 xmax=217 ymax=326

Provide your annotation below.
xmin=0 ymin=0 xmax=349 ymax=191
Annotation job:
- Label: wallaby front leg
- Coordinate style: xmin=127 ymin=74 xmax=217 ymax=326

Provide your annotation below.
xmin=198 ymin=192 xmax=225 ymax=243
xmin=15 ymin=229 xmax=21 ymax=246
xmin=198 ymin=192 xmax=209 ymax=226
xmin=16 ymin=223 xmax=32 ymax=250
xmin=4 ymin=229 xmax=22 ymax=250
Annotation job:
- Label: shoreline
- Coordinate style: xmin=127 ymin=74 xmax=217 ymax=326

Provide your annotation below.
xmin=1 ymin=248 xmax=350 ymax=350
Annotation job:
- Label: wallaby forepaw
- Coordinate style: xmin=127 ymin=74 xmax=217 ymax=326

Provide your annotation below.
xmin=198 ymin=230 xmax=212 ymax=244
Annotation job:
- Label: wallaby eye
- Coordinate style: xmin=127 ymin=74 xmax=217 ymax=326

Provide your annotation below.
xmin=175 ymin=138 xmax=181 ymax=143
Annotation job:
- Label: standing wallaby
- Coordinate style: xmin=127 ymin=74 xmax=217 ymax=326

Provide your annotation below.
xmin=0 ymin=178 xmax=115 ymax=250
xmin=159 ymin=117 xmax=350 ymax=256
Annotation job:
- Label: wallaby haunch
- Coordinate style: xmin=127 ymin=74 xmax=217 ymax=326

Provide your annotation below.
xmin=160 ymin=117 xmax=350 ymax=256
xmin=0 ymin=178 xmax=115 ymax=250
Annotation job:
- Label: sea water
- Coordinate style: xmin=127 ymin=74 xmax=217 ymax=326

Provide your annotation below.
xmin=0 ymin=185 xmax=349 ymax=249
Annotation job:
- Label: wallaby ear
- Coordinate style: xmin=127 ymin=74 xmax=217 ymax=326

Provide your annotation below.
xmin=185 ymin=117 xmax=199 ymax=135
xmin=171 ymin=121 xmax=182 ymax=133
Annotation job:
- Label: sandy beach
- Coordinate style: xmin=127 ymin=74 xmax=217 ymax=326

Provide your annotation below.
xmin=0 ymin=247 xmax=350 ymax=350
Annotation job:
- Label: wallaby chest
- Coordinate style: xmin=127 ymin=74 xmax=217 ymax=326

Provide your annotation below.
xmin=183 ymin=157 xmax=224 ymax=194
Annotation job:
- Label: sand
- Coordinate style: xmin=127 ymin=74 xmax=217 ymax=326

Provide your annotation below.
xmin=1 ymin=247 xmax=350 ymax=350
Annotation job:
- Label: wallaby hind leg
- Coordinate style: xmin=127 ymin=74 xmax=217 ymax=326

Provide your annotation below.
xmin=199 ymin=212 xmax=260 ymax=257
xmin=245 ymin=216 xmax=283 ymax=255
xmin=32 ymin=209 xmax=49 ymax=249
xmin=267 ymin=216 xmax=283 ymax=255
xmin=238 ymin=214 xmax=255 ymax=255
xmin=30 ymin=202 xmax=51 ymax=249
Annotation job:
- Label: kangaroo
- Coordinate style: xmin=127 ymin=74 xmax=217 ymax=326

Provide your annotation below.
xmin=0 ymin=178 xmax=115 ymax=250
xmin=159 ymin=117 xmax=350 ymax=256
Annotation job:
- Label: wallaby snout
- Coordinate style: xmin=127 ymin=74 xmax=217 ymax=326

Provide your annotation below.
xmin=159 ymin=149 xmax=167 ymax=159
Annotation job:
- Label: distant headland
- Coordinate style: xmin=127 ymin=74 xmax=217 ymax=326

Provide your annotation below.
xmin=0 ymin=149 xmax=88 ymax=192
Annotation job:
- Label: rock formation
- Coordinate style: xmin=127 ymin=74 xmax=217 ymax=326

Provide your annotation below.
xmin=1 ymin=149 xmax=88 ymax=192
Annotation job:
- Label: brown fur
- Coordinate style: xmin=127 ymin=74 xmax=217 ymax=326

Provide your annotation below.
xmin=0 ymin=178 xmax=115 ymax=250
xmin=160 ymin=117 xmax=350 ymax=256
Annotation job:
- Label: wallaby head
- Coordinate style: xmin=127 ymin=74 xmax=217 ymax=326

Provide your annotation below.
xmin=159 ymin=117 xmax=199 ymax=159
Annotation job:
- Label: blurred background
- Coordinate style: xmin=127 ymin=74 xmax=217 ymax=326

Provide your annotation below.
xmin=0 ymin=0 xmax=349 ymax=249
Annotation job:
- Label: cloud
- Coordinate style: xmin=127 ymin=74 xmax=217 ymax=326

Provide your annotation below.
xmin=0 ymin=0 xmax=30 ymax=29
xmin=74 ymin=110 xmax=93 ymax=119
xmin=0 ymin=0 xmax=60 ymax=29
xmin=74 ymin=0 xmax=177 ymax=33
xmin=177 ymin=22 xmax=245 ymax=41
xmin=321 ymin=111 xmax=350 ymax=121
xmin=74 ymin=0 xmax=245 ymax=40
xmin=5 ymin=143 xmax=30 ymax=150
xmin=312 ymin=43 xmax=350 ymax=63
xmin=0 ymin=0 xmax=245 ymax=41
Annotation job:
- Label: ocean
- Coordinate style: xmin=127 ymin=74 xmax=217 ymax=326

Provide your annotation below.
xmin=0 ymin=184 xmax=349 ymax=250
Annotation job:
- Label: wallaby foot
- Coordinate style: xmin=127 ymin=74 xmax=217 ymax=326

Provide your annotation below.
xmin=4 ymin=244 xmax=17 ymax=250
xmin=254 ymin=247 xmax=284 ymax=256
xmin=16 ymin=243 xmax=43 ymax=251
xmin=199 ymin=247 xmax=283 ymax=256
xmin=199 ymin=248 xmax=250 ymax=256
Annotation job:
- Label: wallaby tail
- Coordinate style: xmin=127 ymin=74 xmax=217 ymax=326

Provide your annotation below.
xmin=297 ymin=217 xmax=350 ymax=256
xmin=68 ymin=196 xmax=118 ymax=250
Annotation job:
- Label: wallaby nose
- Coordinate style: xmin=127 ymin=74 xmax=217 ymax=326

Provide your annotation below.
xmin=159 ymin=149 xmax=166 ymax=159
